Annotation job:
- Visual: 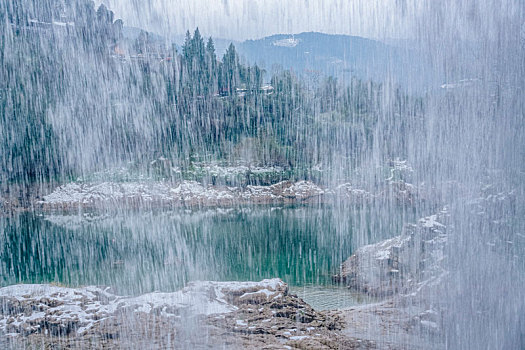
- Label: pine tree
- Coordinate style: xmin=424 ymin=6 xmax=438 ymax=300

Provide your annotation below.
xmin=192 ymin=28 xmax=205 ymax=63
xmin=252 ymin=64 xmax=264 ymax=91
xmin=206 ymin=37 xmax=217 ymax=94
xmin=182 ymin=30 xmax=192 ymax=62
xmin=221 ymin=43 xmax=240 ymax=95
xmin=206 ymin=37 xmax=216 ymax=63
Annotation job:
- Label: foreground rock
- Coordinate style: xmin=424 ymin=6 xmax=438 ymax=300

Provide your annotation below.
xmin=333 ymin=210 xmax=448 ymax=297
xmin=332 ymin=210 xmax=449 ymax=349
xmin=334 ymin=185 xmax=522 ymax=349
xmin=0 ymin=279 xmax=373 ymax=349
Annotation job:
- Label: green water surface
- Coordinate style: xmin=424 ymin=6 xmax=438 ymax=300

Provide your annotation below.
xmin=1 ymin=205 xmax=415 ymax=307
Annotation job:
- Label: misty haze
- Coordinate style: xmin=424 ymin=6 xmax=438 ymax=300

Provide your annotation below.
xmin=1 ymin=1 xmax=524 ymax=349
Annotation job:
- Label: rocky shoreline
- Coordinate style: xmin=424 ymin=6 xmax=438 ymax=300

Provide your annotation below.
xmin=1 ymin=279 xmax=375 ymax=349
xmin=35 ymin=180 xmax=375 ymax=210
xmin=0 ymin=210 xmax=450 ymax=349
xmin=1 ymin=159 xmax=424 ymax=212
xmin=0 ymin=160 xmax=454 ymax=349
xmin=0 ymin=178 xmax=424 ymax=213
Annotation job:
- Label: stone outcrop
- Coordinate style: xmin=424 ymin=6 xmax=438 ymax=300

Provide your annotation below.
xmin=0 ymin=279 xmax=375 ymax=349
xmin=35 ymin=178 xmax=397 ymax=210
xmin=37 ymin=180 xmax=330 ymax=209
xmin=333 ymin=210 xmax=448 ymax=297
xmin=329 ymin=210 xmax=450 ymax=349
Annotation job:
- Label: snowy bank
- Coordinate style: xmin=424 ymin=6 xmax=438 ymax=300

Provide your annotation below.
xmin=37 ymin=180 xmax=332 ymax=209
xmin=0 ymin=279 xmax=366 ymax=349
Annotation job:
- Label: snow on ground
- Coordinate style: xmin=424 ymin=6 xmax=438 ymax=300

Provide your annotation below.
xmin=200 ymin=165 xmax=284 ymax=177
xmin=37 ymin=168 xmax=422 ymax=209
xmin=0 ymin=279 xmax=285 ymax=337
xmin=334 ymin=183 xmax=373 ymax=200
xmin=283 ymin=180 xmax=324 ymax=198
xmin=419 ymin=214 xmax=445 ymax=229
xmin=39 ymin=180 xmax=327 ymax=208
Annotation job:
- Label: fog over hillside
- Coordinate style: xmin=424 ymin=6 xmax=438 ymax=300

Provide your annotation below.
xmin=96 ymin=0 xmax=416 ymax=41
xmin=1 ymin=1 xmax=523 ymax=349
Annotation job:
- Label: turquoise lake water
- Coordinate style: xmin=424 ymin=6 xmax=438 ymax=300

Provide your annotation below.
xmin=1 ymin=205 xmax=416 ymax=309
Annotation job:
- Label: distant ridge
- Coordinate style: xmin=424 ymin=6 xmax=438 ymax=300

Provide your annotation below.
xmin=235 ymin=32 xmax=434 ymax=90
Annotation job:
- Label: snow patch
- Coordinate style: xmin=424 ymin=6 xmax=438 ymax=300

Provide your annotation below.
xmin=0 ymin=279 xmax=285 ymax=337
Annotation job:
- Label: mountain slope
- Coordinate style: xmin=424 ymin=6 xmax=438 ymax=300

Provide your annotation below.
xmin=236 ymin=32 xmax=433 ymax=90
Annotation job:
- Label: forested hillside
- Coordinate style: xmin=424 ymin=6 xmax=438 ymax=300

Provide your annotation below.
xmin=0 ymin=0 xmax=423 ymax=188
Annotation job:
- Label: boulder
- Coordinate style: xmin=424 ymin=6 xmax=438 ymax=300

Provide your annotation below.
xmin=333 ymin=210 xmax=448 ymax=297
xmin=0 ymin=279 xmax=373 ymax=349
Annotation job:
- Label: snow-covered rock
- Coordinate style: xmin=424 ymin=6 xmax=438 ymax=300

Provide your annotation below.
xmin=38 ymin=180 xmax=327 ymax=209
xmin=0 ymin=279 xmax=358 ymax=349
xmin=0 ymin=279 xmax=287 ymax=337
xmin=334 ymin=209 xmax=448 ymax=297
xmin=334 ymin=183 xmax=374 ymax=201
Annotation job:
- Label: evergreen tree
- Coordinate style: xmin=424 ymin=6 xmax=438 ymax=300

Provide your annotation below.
xmin=192 ymin=28 xmax=206 ymax=95
xmin=252 ymin=65 xmax=264 ymax=90
xmin=221 ymin=43 xmax=240 ymax=95
xmin=206 ymin=37 xmax=216 ymax=64
xmin=192 ymin=28 xmax=205 ymax=63
xmin=182 ymin=30 xmax=192 ymax=62
xmin=206 ymin=37 xmax=217 ymax=94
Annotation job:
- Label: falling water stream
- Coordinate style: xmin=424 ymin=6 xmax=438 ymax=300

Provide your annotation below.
xmin=1 ymin=0 xmax=524 ymax=349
